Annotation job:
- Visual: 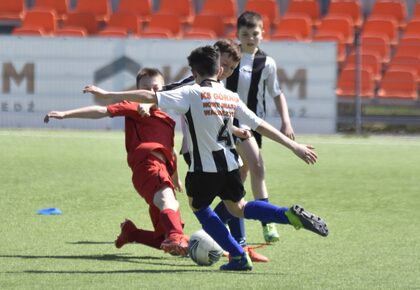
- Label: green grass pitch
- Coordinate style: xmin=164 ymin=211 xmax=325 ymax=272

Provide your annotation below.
xmin=1 ymin=129 xmax=419 ymax=289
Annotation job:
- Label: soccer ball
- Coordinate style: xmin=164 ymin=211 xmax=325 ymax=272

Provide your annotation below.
xmin=188 ymin=229 xmax=224 ymax=266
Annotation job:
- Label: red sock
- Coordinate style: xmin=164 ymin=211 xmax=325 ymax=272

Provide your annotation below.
xmin=160 ymin=208 xmax=184 ymax=239
xmin=131 ymin=229 xmax=163 ymax=250
xmin=177 ymin=210 xmax=185 ymax=229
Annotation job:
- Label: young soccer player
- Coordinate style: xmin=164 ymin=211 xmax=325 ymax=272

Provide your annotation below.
xmin=162 ymin=39 xmax=268 ymax=262
xmin=83 ymin=45 xmax=329 ymax=271
xmin=225 ymin=11 xmax=296 ymax=243
xmin=44 ymin=68 xmax=189 ymax=256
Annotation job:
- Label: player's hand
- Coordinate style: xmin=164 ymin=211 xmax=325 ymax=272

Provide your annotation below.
xmin=233 ymin=128 xmax=251 ymax=139
xmin=83 ymin=85 xmax=109 ymax=98
xmin=281 ymin=123 xmax=295 ymax=140
xmin=294 ymin=144 xmax=317 ymax=165
xmin=137 ymin=104 xmax=151 ymax=117
xmin=44 ymin=111 xmax=65 ymax=123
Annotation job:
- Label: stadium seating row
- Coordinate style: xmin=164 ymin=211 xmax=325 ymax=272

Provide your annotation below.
xmin=1 ymin=0 xmax=420 ymax=100
xmin=3 ymin=0 xmax=420 ymax=39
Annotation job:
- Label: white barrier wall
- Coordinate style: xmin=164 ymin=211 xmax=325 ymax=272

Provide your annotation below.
xmin=0 ymin=37 xmax=336 ymax=133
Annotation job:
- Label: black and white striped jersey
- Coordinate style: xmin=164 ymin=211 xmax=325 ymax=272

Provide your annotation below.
xmin=156 ymin=80 xmax=262 ymax=173
xmin=162 ymin=75 xmax=195 ymax=91
xmin=226 ymin=50 xmax=282 ymax=129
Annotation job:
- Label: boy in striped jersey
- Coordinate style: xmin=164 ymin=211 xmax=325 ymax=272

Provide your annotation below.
xmin=226 ymin=11 xmax=296 ymax=243
xmin=84 ymin=45 xmax=328 ymax=271
xmin=162 ymin=39 xmax=268 ymax=262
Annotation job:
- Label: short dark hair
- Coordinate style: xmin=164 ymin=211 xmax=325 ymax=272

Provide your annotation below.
xmin=187 ymin=45 xmax=220 ymax=77
xmin=136 ymin=67 xmax=163 ymax=89
xmin=214 ymin=39 xmax=241 ymax=63
xmin=237 ymin=11 xmax=263 ymax=30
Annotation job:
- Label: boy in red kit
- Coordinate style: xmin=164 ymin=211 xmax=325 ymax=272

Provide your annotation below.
xmin=44 ymin=68 xmax=189 ymax=256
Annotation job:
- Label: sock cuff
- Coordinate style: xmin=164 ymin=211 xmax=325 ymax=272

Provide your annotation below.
xmin=194 ymin=206 xmax=213 ymax=220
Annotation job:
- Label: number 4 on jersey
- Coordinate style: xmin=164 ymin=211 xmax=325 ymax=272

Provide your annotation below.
xmin=217 ymin=118 xmax=232 ymax=146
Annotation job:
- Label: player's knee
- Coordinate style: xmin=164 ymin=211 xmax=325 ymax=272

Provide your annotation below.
xmin=250 ymin=162 xmax=265 ymax=179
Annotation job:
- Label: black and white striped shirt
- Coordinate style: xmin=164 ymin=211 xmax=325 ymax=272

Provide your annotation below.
xmin=226 ymin=50 xmax=282 ymax=128
xmin=156 ymin=80 xmax=262 ymax=173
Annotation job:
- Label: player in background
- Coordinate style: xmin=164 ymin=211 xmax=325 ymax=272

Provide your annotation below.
xmin=44 ymin=68 xmax=189 ymax=256
xmin=161 ymin=39 xmax=269 ymax=262
xmin=226 ymin=11 xmax=296 ymax=243
xmin=84 ymin=45 xmax=328 ymax=271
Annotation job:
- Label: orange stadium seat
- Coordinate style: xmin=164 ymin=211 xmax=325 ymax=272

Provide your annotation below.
xmin=97 ymin=28 xmax=129 ymax=38
xmin=414 ymin=1 xmax=420 ymax=19
xmin=370 ymin=0 xmax=407 ymax=29
xmin=271 ymin=15 xmax=312 ymax=41
xmin=183 ymin=29 xmax=217 ymax=39
xmin=115 ymin=0 xmax=152 ymax=25
xmin=343 ymin=52 xmax=382 ymax=81
xmin=402 ymin=19 xmax=420 ymax=38
xmin=155 ymin=0 xmax=194 ymax=24
xmin=54 ymin=27 xmax=87 ymax=37
xmin=188 ymin=14 xmax=227 ymax=38
xmin=362 ymin=17 xmax=399 ymax=46
xmin=245 ymin=0 xmax=281 ymax=28
xmin=360 ymin=34 xmax=391 ymax=64
xmin=387 ymin=55 xmax=420 ymax=82
xmin=0 ymin=0 xmax=26 ymax=22
xmin=312 ymin=33 xmax=346 ymax=63
xmin=13 ymin=10 xmax=57 ymax=35
xmin=141 ymin=30 xmax=172 ymax=38
xmin=61 ymin=12 xmax=98 ymax=35
xmin=74 ymin=0 xmax=111 ymax=23
xmin=394 ymin=36 xmax=420 ymax=58
xmin=199 ymin=0 xmax=237 ymax=27
xmin=377 ymin=69 xmax=418 ymax=100
xmin=283 ymin=0 xmax=321 ymax=27
xmin=100 ymin=13 xmax=141 ymax=36
xmin=12 ymin=26 xmax=47 ymax=36
xmin=336 ymin=67 xmax=376 ymax=98
xmin=326 ymin=0 xmax=363 ymax=29
xmin=142 ymin=14 xmax=182 ymax=38
xmin=317 ymin=15 xmax=354 ymax=45
xmin=33 ymin=0 xmax=69 ymax=21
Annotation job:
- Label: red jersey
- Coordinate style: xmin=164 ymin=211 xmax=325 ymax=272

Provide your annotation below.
xmin=107 ymin=101 xmax=176 ymax=174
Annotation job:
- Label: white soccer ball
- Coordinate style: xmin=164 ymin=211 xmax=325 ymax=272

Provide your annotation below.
xmin=188 ymin=229 xmax=224 ymax=266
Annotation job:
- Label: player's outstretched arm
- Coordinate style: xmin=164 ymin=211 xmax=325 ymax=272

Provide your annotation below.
xmin=44 ymin=106 xmax=109 ymax=123
xmin=83 ymin=85 xmax=157 ymax=104
xmin=255 ymin=120 xmax=317 ymax=165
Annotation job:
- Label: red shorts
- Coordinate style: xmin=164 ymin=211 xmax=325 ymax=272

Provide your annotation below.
xmin=132 ymin=154 xmax=175 ymax=236
xmin=132 ymin=154 xmax=175 ymax=206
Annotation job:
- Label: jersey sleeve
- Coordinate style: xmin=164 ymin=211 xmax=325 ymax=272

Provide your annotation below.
xmin=266 ymin=57 xmax=283 ymax=98
xmin=106 ymin=101 xmax=139 ymax=118
xmin=234 ymin=99 xmax=263 ymax=130
xmin=156 ymin=86 xmax=192 ymax=114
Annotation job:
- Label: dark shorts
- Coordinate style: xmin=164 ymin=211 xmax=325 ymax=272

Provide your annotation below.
xmin=185 ymin=170 xmax=245 ymax=209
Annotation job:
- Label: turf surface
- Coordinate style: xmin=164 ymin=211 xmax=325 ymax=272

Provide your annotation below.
xmin=1 ymin=130 xmax=419 ymax=289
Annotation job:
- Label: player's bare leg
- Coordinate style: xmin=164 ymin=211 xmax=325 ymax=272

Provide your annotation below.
xmin=154 ymin=186 xmax=189 ymax=256
xmin=236 ymin=137 xmax=280 ymax=243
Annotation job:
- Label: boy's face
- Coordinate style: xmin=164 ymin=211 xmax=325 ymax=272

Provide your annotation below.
xmin=219 ymin=52 xmax=239 ymax=80
xmin=237 ymin=25 xmax=263 ymax=53
xmin=138 ymin=75 xmax=164 ymax=91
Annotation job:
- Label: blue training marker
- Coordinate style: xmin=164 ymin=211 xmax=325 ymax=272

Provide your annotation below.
xmin=37 ymin=208 xmax=62 ymax=215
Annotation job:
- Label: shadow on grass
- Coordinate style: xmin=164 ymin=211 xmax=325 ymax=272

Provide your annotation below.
xmin=66 ymin=241 xmax=114 ymax=245
xmin=0 ymin=253 xmax=185 ymax=268
xmin=1 ymin=254 xmax=279 ymax=275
